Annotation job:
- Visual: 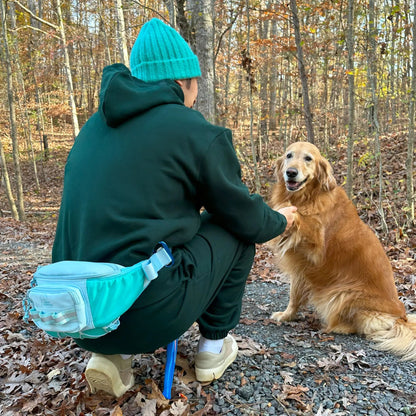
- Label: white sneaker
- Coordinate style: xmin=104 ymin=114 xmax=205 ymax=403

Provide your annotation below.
xmin=194 ymin=335 xmax=238 ymax=382
xmin=85 ymin=353 xmax=134 ymax=397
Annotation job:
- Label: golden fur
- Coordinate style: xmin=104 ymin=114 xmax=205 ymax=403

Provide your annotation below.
xmin=269 ymin=141 xmax=416 ymax=361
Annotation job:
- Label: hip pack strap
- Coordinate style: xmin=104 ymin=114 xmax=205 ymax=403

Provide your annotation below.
xmin=141 ymin=242 xmax=174 ymax=281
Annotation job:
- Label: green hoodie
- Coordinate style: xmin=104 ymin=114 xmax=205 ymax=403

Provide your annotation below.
xmin=52 ymin=64 xmax=286 ymax=265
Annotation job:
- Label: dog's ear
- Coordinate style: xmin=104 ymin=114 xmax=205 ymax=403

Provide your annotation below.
xmin=317 ymin=158 xmax=337 ymax=191
xmin=274 ymin=156 xmax=285 ymax=183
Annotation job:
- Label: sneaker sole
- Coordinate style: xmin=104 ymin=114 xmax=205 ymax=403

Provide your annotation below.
xmin=85 ymin=358 xmax=134 ymax=397
xmin=195 ymin=346 xmax=238 ymax=383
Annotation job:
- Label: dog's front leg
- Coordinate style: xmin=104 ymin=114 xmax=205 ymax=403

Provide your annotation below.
xmin=270 ymin=276 xmax=309 ymax=322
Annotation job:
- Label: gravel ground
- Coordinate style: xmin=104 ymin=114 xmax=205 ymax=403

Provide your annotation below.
xmin=195 ymin=280 xmax=416 ymax=415
xmin=2 ymin=229 xmax=416 ymax=415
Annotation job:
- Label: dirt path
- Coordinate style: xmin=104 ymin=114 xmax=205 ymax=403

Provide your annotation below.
xmin=1 ymin=218 xmax=416 ymax=415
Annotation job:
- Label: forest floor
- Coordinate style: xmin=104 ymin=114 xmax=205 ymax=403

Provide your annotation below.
xmin=0 ymin=132 xmax=415 ymax=415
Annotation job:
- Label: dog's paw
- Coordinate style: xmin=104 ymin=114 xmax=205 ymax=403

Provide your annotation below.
xmin=270 ymin=311 xmax=293 ymax=322
xmin=406 ymin=313 xmax=416 ymax=323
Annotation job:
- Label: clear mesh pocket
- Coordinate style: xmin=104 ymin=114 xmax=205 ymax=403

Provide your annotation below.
xmin=27 ymin=285 xmax=88 ymax=333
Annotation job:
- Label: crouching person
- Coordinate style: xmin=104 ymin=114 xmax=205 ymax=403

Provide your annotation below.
xmin=52 ymin=18 xmax=296 ymax=397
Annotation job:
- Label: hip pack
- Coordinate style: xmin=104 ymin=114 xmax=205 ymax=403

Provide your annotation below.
xmin=23 ymin=242 xmax=173 ymax=339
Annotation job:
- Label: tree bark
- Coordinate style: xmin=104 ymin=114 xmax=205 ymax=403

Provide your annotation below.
xmin=220 ymin=7 xmax=234 ymax=127
xmin=9 ymin=1 xmax=40 ymax=191
xmin=246 ymin=0 xmax=260 ymax=193
xmin=389 ymin=0 xmax=399 ymax=127
xmin=268 ymin=18 xmax=278 ymax=132
xmin=98 ymin=0 xmax=112 ymax=64
xmin=163 ymin=0 xmax=175 ymax=25
xmin=115 ymin=0 xmax=129 ymax=65
xmin=259 ymin=14 xmax=270 ymax=157
xmin=407 ymin=0 xmax=416 ymax=222
xmin=345 ymin=0 xmax=355 ymax=199
xmin=56 ymin=0 xmax=80 ymax=138
xmin=368 ymin=0 xmax=388 ymax=233
xmin=0 ymin=139 xmax=19 ymax=220
xmin=0 ymin=0 xmax=25 ymax=220
xmin=289 ymin=0 xmax=315 ymax=144
xmin=188 ymin=0 xmax=216 ymax=122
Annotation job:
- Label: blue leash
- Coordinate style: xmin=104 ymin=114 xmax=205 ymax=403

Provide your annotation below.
xmin=162 ymin=339 xmax=177 ymax=399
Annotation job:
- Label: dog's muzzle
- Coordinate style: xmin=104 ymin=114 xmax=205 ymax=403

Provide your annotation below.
xmin=284 ymin=168 xmax=308 ymax=191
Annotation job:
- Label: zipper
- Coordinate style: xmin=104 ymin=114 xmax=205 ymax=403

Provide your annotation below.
xmin=34 ymin=262 xmax=123 ymax=280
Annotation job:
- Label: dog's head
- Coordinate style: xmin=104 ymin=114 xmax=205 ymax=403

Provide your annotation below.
xmin=275 ymin=142 xmax=337 ymax=193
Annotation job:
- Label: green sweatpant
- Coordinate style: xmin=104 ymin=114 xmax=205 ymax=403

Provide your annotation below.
xmin=75 ymin=216 xmax=255 ymax=354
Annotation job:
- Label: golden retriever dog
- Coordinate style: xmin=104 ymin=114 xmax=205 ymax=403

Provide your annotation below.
xmin=268 ymin=141 xmax=416 ymax=361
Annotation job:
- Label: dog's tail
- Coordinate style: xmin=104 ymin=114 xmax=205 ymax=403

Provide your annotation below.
xmin=363 ymin=313 xmax=416 ymax=361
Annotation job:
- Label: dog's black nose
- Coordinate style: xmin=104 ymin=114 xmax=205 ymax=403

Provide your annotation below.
xmin=286 ymin=168 xmax=298 ymax=178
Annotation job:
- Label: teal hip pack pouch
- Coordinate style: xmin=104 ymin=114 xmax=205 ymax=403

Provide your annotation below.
xmin=23 ymin=242 xmax=173 ymax=339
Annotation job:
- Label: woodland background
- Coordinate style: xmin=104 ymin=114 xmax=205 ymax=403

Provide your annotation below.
xmin=0 ymin=0 xmax=416 ymax=415
xmin=0 ymin=0 xmax=415 ymax=235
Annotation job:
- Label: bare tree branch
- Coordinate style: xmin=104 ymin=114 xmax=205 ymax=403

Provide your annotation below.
xmin=214 ymin=8 xmax=241 ymax=60
xmin=14 ymin=0 xmax=58 ymax=31
xmin=129 ymin=0 xmax=169 ymax=23
xmin=11 ymin=24 xmax=61 ymax=40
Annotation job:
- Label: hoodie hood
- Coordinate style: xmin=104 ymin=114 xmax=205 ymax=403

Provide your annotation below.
xmin=99 ymin=64 xmax=185 ymax=127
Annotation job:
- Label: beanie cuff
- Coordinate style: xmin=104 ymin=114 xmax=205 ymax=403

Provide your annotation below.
xmin=132 ymin=55 xmax=201 ymax=82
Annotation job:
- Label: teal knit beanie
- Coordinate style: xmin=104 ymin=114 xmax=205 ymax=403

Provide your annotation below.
xmin=130 ymin=18 xmax=201 ymax=82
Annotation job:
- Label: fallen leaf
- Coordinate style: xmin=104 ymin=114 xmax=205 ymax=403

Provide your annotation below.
xmin=176 ymin=355 xmax=196 ymax=384
xmin=47 ymin=368 xmax=61 ymax=381
xmin=280 ymin=371 xmax=294 ymax=384
xmin=279 ymin=384 xmax=310 ymax=409
xmin=134 ymin=392 xmax=157 ymax=416
xmin=170 ymin=400 xmax=190 ymax=416
xmin=110 ymin=405 xmax=123 ymax=416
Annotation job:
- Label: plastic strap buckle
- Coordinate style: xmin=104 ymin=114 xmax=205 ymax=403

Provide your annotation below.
xmin=141 ymin=241 xmax=174 ymax=281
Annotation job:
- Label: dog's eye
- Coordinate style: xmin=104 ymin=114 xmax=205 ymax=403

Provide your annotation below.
xmin=286 ymin=153 xmax=293 ymax=159
xmin=305 ymin=156 xmax=313 ymax=162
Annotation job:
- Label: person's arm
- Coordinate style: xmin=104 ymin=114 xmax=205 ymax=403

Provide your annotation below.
xmin=198 ymin=130 xmax=292 ymax=243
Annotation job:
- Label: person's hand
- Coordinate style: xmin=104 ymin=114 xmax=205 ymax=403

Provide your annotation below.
xmin=277 ymin=206 xmax=298 ymax=232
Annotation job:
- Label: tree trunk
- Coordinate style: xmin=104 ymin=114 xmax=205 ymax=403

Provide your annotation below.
xmin=221 ymin=7 xmax=234 ymax=127
xmin=188 ymin=0 xmax=215 ymax=122
xmin=322 ymin=56 xmax=329 ymax=150
xmin=268 ymin=19 xmax=278 ymax=132
xmin=259 ymin=14 xmax=269 ymax=157
xmin=175 ymin=0 xmax=193 ymax=43
xmin=56 ymin=0 xmax=80 ymax=138
xmin=246 ymin=0 xmax=260 ymax=193
xmin=345 ymin=0 xmax=355 ymax=199
xmin=115 ymin=0 xmax=129 ymax=65
xmin=289 ymin=0 xmax=315 ymax=144
xmin=99 ymin=0 xmax=112 ymax=65
xmin=27 ymin=0 xmax=47 ymax=165
xmin=163 ymin=0 xmax=175 ymax=25
xmin=389 ymin=0 xmax=399 ymax=127
xmin=0 ymin=139 xmax=19 ymax=220
xmin=368 ymin=0 xmax=388 ymax=233
xmin=10 ymin=0 xmax=40 ymax=191
xmin=0 ymin=0 xmax=25 ymax=220
xmin=407 ymin=0 xmax=416 ymax=222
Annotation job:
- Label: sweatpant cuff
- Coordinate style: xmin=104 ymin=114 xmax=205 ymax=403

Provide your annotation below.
xmin=199 ymin=329 xmax=230 ymax=340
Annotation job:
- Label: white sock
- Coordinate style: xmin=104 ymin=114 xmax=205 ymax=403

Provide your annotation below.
xmin=197 ymin=336 xmax=224 ymax=354
xmin=120 ymin=354 xmax=132 ymax=360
